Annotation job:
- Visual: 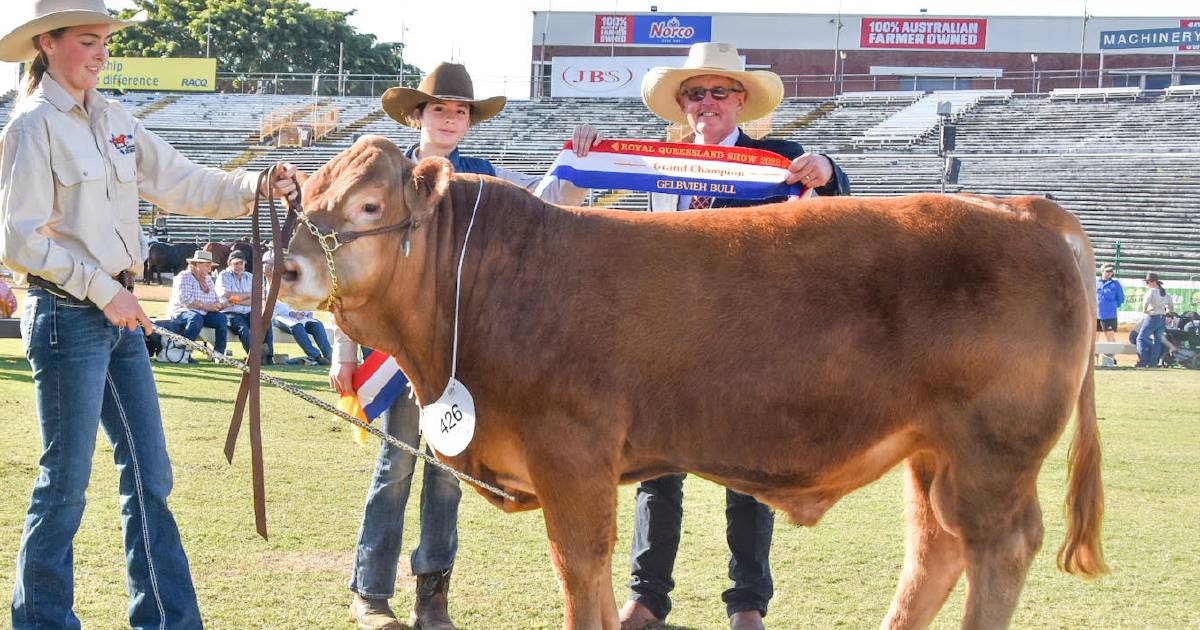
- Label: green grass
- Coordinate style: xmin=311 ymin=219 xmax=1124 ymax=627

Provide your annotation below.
xmin=0 ymin=336 xmax=1198 ymax=629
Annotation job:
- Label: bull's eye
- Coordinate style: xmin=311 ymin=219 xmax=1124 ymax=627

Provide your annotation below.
xmin=363 ymin=203 xmax=380 ymax=214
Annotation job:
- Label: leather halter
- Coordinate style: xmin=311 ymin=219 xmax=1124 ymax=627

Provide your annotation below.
xmin=293 ymin=211 xmax=417 ymax=310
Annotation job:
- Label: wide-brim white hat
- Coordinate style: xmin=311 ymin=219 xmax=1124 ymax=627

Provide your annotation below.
xmin=641 ymin=42 xmax=784 ymax=125
xmin=0 ymin=0 xmax=145 ymax=62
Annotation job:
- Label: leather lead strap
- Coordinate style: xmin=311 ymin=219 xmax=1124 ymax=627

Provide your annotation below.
xmin=225 ymin=165 xmax=300 ymax=539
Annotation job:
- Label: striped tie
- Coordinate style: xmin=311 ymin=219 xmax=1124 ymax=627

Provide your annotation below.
xmin=688 ymin=195 xmax=713 ymax=210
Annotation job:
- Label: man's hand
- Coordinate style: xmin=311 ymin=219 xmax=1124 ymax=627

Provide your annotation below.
xmin=329 ymin=361 xmax=356 ymax=394
xmin=785 ymin=153 xmax=834 ymax=188
xmin=570 ymin=124 xmax=602 ymax=157
xmin=102 ymin=288 xmax=153 ymax=335
xmin=261 ymin=162 xmax=300 ymax=200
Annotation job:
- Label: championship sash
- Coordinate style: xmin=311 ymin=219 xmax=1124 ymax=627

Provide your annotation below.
xmin=540 ymin=139 xmax=806 ymax=200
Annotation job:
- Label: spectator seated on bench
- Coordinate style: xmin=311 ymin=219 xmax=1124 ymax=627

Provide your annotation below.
xmin=217 ymin=250 xmax=274 ymax=362
xmin=273 ymin=298 xmax=331 ymax=365
xmin=160 ymin=250 xmax=227 ymax=356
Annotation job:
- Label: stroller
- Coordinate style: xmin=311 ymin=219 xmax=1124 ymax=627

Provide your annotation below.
xmin=1132 ymin=312 xmax=1200 ymax=369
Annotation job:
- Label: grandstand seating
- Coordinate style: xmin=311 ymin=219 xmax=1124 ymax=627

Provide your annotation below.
xmin=854 ymin=89 xmax=1013 ymax=148
xmin=6 ymin=86 xmax=1192 ymax=277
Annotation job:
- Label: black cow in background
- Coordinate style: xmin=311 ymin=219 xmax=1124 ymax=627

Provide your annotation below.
xmin=142 ymin=241 xmax=195 ymax=285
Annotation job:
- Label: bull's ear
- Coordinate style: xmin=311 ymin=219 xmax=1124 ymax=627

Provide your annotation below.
xmin=404 ymin=156 xmax=453 ymax=223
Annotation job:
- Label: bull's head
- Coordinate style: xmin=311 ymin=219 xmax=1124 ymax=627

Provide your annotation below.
xmin=279 ymin=135 xmax=453 ymax=312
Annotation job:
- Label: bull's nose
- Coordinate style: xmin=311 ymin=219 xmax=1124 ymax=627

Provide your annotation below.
xmin=281 ymin=257 xmax=301 ymax=284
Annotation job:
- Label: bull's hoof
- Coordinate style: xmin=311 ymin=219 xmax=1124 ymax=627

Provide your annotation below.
xmin=730 ymin=610 xmax=765 ymax=630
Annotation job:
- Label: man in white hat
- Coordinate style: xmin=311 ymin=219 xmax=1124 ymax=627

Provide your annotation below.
xmin=571 ymin=41 xmax=848 ymax=212
xmin=570 ymin=43 xmax=850 ymax=630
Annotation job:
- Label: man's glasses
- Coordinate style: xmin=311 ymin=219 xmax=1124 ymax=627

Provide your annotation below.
xmin=680 ymin=86 xmax=745 ymax=102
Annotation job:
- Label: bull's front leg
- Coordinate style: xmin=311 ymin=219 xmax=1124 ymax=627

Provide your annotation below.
xmin=530 ymin=457 xmax=620 ymax=630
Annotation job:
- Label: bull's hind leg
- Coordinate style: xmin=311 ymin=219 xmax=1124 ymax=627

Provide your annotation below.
xmin=532 ymin=462 xmax=621 ymax=630
xmin=882 ymin=452 xmax=964 ymax=630
xmin=951 ymin=451 xmax=1046 ymax=630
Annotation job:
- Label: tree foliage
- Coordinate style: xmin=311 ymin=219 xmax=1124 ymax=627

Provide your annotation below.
xmin=109 ymin=0 xmax=420 ymax=83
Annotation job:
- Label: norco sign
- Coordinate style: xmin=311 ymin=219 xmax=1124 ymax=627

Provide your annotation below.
xmin=551 ymin=56 xmax=690 ymax=97
xmin=594 ymin=15 xmax=712 ymax=46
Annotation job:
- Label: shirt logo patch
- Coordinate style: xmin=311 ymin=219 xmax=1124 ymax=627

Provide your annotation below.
xmin=110 ymin=133 xmax=135 ymax=155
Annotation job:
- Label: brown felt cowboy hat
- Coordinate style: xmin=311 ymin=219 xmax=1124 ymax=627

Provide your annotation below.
xmin=0 ymin=0 xmax=146 ymax=62
xmin=381 ymin=62 xmax=506 ymax=128
xmin=641 ymin=42 xmax=784 ymax=126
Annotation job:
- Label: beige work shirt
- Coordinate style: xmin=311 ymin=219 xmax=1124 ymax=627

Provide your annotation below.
xmin=0 ymin=73 xmax=259 ymax=308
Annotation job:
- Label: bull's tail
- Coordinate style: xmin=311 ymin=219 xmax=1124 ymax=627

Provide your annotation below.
xmin=1050 ymin=195 xmax=1107 ymax=578
xmin=1057 ymin=358 xmax=1107 ymax=577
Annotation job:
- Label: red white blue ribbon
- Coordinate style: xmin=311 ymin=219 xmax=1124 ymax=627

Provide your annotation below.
xmin=542 ymin=139 xmax=805 ymax=200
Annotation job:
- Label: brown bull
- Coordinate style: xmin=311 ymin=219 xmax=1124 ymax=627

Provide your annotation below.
xmin=279 ymin=136 xmax=1105 ymax=630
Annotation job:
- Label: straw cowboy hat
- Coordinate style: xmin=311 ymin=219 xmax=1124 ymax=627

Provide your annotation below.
xmin=0 ymin=0 xmax=145 ymax=62
xmin=381 ymin=62 xmax=506 ymax=128
xmin=641 ymin=42 xmax=784 ymax=125
xmin=187 ymin=250 xmax=214 ymax=264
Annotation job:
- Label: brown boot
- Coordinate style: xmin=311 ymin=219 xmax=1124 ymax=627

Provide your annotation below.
xmin=348 ymin=594 xmax=405 ymax=630
xmin=410 ymin=568 xmax=456 ymax=630
xmin=618 ymin=600 xmax=661 ymax=630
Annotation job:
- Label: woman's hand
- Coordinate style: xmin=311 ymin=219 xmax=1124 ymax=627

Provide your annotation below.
xmin=261 ymin=162 xmax=300 ymax=200
xmin=102 ymin=288 xmax=153 ymax=335
xmin=329 ymin=361 xmax=356 ymax=394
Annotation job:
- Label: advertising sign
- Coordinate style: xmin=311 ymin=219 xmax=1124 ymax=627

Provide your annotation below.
xmin=1099 ymin=26 xmax=1200 ymax=50
xmin=98 ymin=57 xmax=217 ymax=92
xmin=860 ymin=17 xmax=987 ymax=50
xmin=594 ymin=15 xmax=712 ymax=46
xmin=1183 ymin=19 xmax=1200 ymax=51
xmin=551 ymin=56 xmax=690 ymax=97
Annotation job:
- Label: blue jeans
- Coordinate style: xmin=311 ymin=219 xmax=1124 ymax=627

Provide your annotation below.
xmin=628 ymin=474 xmax=774 ymax=620
xmin=226 ymin=312 xmax=273 ymax=358
xmin=13 ymin=288 xmax=201 ymax=630
xmin=1137 ymin=315 xmax=1166 ymax=367
xmin=168 ymin=310 xmax=227 ymax=355
xmin=349 ymin=391 xmax=462 ymax=598
xmin=275 ymin=320 xmax=330 ymax=361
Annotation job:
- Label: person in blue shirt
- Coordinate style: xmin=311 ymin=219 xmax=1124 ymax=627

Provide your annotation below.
xmin=1096 ymin=263 xmax=1124 ymax=343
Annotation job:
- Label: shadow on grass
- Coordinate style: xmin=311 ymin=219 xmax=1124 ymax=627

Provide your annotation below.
xmin=0 ymin=358 xmax=32 ymax=385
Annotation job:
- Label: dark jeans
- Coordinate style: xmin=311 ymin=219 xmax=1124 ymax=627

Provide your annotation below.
xmin=226 ymin=312 xmax=273 ymax=358
xmin=627 ymin=474 xmax=773 ymax=620
xmin=13 ymin=288 xmax=201 ymax=629
xmin=165 ymin=310 xmax=228 ymax=355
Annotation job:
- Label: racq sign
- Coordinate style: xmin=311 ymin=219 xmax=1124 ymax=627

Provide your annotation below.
xmin=551 ymin=56 xmax=689 ymax=97
xmin=594 ymin=15 xmax=712 ymax=46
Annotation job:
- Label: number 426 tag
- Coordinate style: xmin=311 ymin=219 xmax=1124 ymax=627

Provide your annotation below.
xmin=419 ymin=378 xmax=476 ymax=456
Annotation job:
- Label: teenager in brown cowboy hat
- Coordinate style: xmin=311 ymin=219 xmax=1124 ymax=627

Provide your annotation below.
xmin=567 ymin=43 xmax=849 ymax=630
xmin=339 ymin=62 xmax=585 ymax=630
xmin=0 ymin=2 xmax=297 ymax=627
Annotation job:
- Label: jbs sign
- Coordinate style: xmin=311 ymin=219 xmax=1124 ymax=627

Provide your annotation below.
xmin=551 ymin=56 xmax=691 ymax=97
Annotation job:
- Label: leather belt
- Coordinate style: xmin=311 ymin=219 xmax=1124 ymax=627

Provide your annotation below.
xmin=27 ymin=271 xmax=132 ymax=307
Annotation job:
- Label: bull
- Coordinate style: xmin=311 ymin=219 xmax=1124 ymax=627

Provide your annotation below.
xmin=279 ymin=136 xmax=1105 ymax=630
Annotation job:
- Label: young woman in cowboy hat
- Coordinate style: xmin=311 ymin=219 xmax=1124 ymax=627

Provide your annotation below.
xmin=334 ymin=62 xmax=587 ymax=630
xmin=0 ymin=2 xmax=296 ymax=627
